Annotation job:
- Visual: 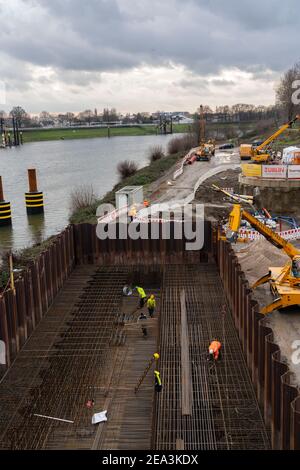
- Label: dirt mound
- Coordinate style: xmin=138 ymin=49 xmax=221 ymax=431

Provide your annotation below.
xmin=194 ymin=168 xmax=243 ymax=222
xmin=195 ymin=168 xmax=241 ymax=204
xmin=235 ymin=238 xmax=300 ymax=386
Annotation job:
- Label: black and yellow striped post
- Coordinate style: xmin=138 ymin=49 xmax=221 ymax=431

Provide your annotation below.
xmin=25 ymin=169 xmax=44 ymax=215
xmin=0 ymin=176 xmax=12 ymax=227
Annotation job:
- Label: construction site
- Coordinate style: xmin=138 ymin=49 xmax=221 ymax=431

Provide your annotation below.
xmin=1 ymin=111 xmax=300 ymax=452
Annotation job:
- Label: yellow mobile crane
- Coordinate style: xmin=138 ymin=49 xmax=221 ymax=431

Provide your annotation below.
xmin=226 ymin=204 xmax=300 ymax=315
xmin=240 ymin=115 xmax=300 ymax=162
xmin=195 ymin=105 xmax=215 ymax=161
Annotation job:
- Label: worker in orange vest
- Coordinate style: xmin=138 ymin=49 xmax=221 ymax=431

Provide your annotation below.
xmin=208 ymin=340 xmax=222 ymax=361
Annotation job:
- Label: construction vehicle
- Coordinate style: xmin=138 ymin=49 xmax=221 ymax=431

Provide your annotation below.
xmin=240 ymin=115 xmax=300 ymax=162
xmin=226 ymin=203 xmax=300 ymax=315
xmin=195 ymin=105 xmax=215 ymax=161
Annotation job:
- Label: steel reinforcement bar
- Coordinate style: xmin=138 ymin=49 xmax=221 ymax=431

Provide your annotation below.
xmin=152 ymin=263 xmax=269 ymax=450
xmin=0 ymin=266 xmax=128 ymax=450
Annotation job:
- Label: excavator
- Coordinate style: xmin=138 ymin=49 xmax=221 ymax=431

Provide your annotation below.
xmin=225 ymin=203 xmax=300 ymax=315
xmin=195 ymin=105 xmax=215 ymax=161
xmin=240 ymin=115 xmax=300 ymax=162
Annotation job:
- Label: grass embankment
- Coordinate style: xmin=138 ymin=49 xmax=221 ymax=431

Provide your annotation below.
xmin=70 ymin=151 xmax=184 ymax=224
xmin=274 ymin=126 xmax=300 ymax=150
xmin=22 ymin=124 xmax=189 ymax=143
xmin=239 ymin=122 xmax=300 ymax=148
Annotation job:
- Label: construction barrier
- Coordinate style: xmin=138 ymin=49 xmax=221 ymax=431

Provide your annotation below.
xmin=288 ymin=165 xmax=300 ymax=179
xmin=242 ymin=164 xmax=262 ymax=177
xmin=242 ymin=163 xmax=300 ymax=180
xmin=239 ymin=227 xmax=300 ymax=241
xmin=262 ymin=165 xmax=287 ymax=178
xmin=173 ymin=148 xmax=198 ymax=180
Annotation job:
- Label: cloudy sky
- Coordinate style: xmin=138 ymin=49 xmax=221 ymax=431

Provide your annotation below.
xmin=0 ymin=0 xmax=299 ymax=114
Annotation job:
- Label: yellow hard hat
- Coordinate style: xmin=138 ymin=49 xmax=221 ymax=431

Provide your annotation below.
xmin=153 ymin=353 xmax=160 ymax=360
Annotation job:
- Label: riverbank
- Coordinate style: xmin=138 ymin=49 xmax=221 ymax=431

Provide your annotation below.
xmin=21 ymin=124 xmax=189 ymax=143
xmin=70 ymin=150 xmax=185 ymax=224
xmin=0 ymin=146 xmax=186 ymax=277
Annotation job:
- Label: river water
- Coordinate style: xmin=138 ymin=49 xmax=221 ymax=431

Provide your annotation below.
xmin=0 ymin=134 xmax=177 ymax=254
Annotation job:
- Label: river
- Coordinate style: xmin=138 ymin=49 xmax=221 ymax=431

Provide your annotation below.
xmin=0 ymin=134 xmax=177 ymax=254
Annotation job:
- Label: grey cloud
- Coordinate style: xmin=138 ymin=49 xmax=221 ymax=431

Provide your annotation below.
xmin=0 ymin=0 xmax=299 ymax=112
xmin=0 ymin=0 xmax=299 ymax=77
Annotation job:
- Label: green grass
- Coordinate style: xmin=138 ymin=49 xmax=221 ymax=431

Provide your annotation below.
xmin=22 ymin=124 xmax=189 ymax=143
xmin=273 ymin=127 xmax=300 ymax=150
xmin=70 ymin=151 xmax=184 ymax=225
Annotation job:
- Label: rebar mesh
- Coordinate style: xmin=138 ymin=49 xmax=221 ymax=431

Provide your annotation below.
xmin=153 ymin=263 xmax=270 ymax=450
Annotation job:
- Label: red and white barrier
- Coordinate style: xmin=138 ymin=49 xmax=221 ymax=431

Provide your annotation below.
xmin=98 ymin=205 xmax=128 ymax=224
xmin=173 ymin=148 xmax=198 ymax=180
xmin=238 ymin=227 xmax=300 ymax=241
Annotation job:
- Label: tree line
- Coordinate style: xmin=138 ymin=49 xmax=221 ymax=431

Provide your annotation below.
xmin=1 ymin=62 xmax=300 ymax=128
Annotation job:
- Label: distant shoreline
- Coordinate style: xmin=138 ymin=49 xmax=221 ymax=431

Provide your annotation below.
xmin=19 ymin=124 xmax=189 ymax=144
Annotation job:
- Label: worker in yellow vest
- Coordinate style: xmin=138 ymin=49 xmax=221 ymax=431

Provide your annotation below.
xmin=154 ymin=370 xmax=162 ymax=393
xmin=147 ymin=294 xmax=156 ymax=318
xmin=135 ymin=286 xmax=147 ymax=309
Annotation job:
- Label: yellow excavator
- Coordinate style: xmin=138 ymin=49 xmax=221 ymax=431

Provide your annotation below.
xmin=240 ymin=115 xmax=300 ymax=162
xmin=226 ymin=204 xmax=300 ymax=315
xmin=195 ymin=105 xmax=215 ymax=161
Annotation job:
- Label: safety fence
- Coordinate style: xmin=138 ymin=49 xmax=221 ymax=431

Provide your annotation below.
xmin=238 ymin=227 xmax=300 ymax=241
xmin=0 ymin=225 xmax=75 ymax=367
xmin=215 ymin=236 xmax=300 ymax=450
xmin=242 ymin=163 xmax=300 ymax=180
xmin=173 ymin=149 xmax=194 ymax=180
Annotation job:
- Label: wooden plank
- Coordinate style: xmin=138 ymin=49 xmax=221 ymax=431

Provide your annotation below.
xmin=180 ymin=289 xmax=192 ymax=416
xmin=176 ymin=438 xmax=185 ymax=450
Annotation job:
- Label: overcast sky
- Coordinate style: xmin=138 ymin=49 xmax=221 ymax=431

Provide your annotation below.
xmin=0 ymin=0 xmax=299 ymax=114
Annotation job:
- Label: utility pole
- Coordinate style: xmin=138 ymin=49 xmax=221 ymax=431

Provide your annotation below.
xmin=199 ymin=105 xmax=206 ymax=144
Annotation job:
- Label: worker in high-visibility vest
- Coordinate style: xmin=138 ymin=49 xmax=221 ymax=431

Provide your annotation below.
xmin=154 ymin=370 xmax=162 ymax=393
xmin=136 ymin=286 xmax=147 ymax=308
xmin=208 ymin=339 xmax=222 ymax=361
xmin=147 ymin=294 xmax=156 ymax=318
xmin=128 ymin=204 xmax=137 ymax=222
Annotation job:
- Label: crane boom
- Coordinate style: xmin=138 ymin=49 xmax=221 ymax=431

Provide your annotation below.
xmin=256 ymin=115 xmax=300 ymax=153
xmin=228 ymin=204 xmax=300 ymax=259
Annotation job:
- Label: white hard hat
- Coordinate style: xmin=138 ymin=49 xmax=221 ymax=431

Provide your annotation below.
xmin=209 ymin=349 xmax=214 ymax=355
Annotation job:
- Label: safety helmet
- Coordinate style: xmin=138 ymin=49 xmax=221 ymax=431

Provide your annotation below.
xmin=209 ymin=349 xmax=214 ymax=355
xmin=153 ymin=353 xmax=160 ymax=360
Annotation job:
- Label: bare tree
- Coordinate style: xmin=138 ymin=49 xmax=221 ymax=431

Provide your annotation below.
xmin=9 ymin=106 xmax=28 ymax=125
xmin=70 ymin=185 xmax=97 ymax=212
xmin=276 ymin=62 xmax=300 ymax=120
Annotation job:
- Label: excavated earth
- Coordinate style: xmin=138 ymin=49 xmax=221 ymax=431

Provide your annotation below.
xmin=234 ymin=238 xmax=300 ymax=386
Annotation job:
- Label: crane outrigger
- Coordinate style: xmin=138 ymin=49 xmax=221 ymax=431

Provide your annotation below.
xmin=226 ymin=204 xmax=300 ymax=315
